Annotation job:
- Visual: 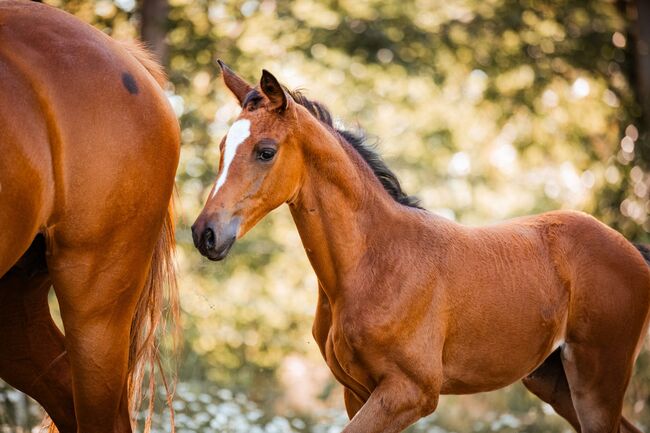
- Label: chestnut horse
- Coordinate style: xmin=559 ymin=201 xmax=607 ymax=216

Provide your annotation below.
xmin=193 ymin=63 xmax=650 ymax=433
xmin=0 ymin=2 xmax=179 ymax=432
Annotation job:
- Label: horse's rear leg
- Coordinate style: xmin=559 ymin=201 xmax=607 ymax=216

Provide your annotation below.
xmin=561 ymin=340 xmax=642 ymax=433
xmin=48 ymin=237 xmax=157 ymax=433
xmin=522 ymin=349 xmax=581 ymax=430
xmin=0 ymin=267 xmax=75 ymax=432
xmin=523 ymin=347 xmax=641 ymax=433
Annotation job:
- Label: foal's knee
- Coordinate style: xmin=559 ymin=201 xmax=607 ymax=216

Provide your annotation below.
xmin=382 ymin=379 xmax=439 ymax=418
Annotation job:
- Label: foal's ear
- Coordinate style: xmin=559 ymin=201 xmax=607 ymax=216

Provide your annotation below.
xmin=217 ymin=60 xmax=253 ymax=106
xmin=260 ymin=70 xmax=289 ymax=112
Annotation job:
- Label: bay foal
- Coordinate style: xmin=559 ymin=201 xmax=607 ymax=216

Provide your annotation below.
xmin=193 ymin=64 xmax=650 ymax=433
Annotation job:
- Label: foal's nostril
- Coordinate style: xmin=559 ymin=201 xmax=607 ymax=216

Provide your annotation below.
xmin=203 ymin=228 xmax=216 ymax=250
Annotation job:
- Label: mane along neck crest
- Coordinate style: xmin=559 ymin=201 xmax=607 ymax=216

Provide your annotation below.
xmin=287 ymin=89 xmax=422 ymax=209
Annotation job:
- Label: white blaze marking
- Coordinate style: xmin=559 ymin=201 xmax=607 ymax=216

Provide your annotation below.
xmin=210 ymin=119 xmax=251 ymax=198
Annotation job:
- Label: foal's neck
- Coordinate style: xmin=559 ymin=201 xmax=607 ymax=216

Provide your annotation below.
xmin=288 ymin=119 xmax=405 ymax=300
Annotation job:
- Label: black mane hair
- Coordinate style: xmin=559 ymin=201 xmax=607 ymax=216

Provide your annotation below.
xmin=286 ymin=89 xmax=422 ymax=208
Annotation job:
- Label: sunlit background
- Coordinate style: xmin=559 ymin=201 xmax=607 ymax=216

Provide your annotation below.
xmin=2 ymin=0 xmax=650 ymax=431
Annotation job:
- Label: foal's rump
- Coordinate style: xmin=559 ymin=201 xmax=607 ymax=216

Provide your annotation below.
xmin=438 ymin=210 xmax=650 ymax=394
xmin=547 ymin=211 xmax=650 ymax=360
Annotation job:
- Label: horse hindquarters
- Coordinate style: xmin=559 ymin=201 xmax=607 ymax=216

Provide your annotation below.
xmin=44 ymin=86 xmax=178 ymax=432
xmin=549 ymin=214 xmax=650 ymax=433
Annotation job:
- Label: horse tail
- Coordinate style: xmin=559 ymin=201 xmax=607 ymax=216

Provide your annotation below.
xmin=119 ymin=40 xmax=168 ymax=87
xmin=119 ymin=39 xmax=179 ymax=429
xmin=128 ymin=199 xmax=180 ymax=431
xmin=635 ymin=243 xmax=650 ymax=267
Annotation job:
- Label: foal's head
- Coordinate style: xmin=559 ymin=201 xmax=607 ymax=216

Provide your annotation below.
xmin=192 ymin=63 xmax=307 ymax=260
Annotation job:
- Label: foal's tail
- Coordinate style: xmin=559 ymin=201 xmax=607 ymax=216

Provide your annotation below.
xmin=635 ymin=243 xmax=650 ymax=267
xmin=128 ymin=200 xmax=180 ymax=431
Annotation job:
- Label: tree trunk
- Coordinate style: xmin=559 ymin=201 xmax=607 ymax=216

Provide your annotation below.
xmin=636 ymin=0 xmax=650 ymax=132
xmin=140 ymin=0 xmax=169 ymax=65
xmin=634 ymin=0 xmax=650 ymax=164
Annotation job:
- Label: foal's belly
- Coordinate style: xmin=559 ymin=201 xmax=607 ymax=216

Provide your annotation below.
xmin=440 ymin=321 xmax=566 ymax=394
xmin=439 ymin=267 xmax=569 ymax=394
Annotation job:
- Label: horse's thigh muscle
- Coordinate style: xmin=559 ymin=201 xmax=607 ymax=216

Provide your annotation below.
xmin=0 ymin=268 xmax=75 ymax=433
xmin=48 ymin=231 xmax=159 ymax=433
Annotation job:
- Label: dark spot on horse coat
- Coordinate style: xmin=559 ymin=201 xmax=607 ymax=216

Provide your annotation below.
xmin=121 ymin=72 xmax=139 ymax=95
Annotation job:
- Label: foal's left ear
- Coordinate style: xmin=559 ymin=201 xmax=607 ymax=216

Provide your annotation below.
xmin=260 ymin=70 xmax=289 ymax=112
xmin=218 ymin=59 xmax=253 ymax=106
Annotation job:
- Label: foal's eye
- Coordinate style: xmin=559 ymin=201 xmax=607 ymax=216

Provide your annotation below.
xmin=257 ymin=148 xmax=276 ymax=162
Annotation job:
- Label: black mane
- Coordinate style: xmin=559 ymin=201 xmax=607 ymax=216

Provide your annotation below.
xmin=287 ymin=89 xmax=422 ymax=208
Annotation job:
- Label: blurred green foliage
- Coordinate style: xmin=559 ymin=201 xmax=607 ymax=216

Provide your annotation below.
xmin=3 ymin=0 xmax=650 ymax=431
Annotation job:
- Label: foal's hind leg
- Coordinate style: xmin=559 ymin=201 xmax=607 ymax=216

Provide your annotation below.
xmin=0 ymin=268 xmax=75 ymax=432
xmin=522 ymin=349 xmax=580 ymax=430
xmin=561 ymin=341 xmax=642 ymax=433
xmin=523 ymin=348 xmax=641 ymax=433
xmin=553 ymin=217 xmax=650 ymax=433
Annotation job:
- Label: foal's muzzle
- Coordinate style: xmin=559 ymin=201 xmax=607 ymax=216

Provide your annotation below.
xmin=191 ymin=216 xmax=240 ymax=261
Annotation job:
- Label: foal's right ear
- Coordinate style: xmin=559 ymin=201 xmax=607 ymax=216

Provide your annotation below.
xmin=217 ymin=60 xmax=253 ymax=106
xmin=260 ymin=69 xmax=289 ymax=112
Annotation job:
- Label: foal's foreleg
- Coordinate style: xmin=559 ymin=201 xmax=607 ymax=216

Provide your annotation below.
xmin=0 ymin=269 xmax=75 ymax=432
xmin=342 ymin=377 xmax=439 ymax=433
xmin=343 ymin=387 xmax=364 ymax=419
